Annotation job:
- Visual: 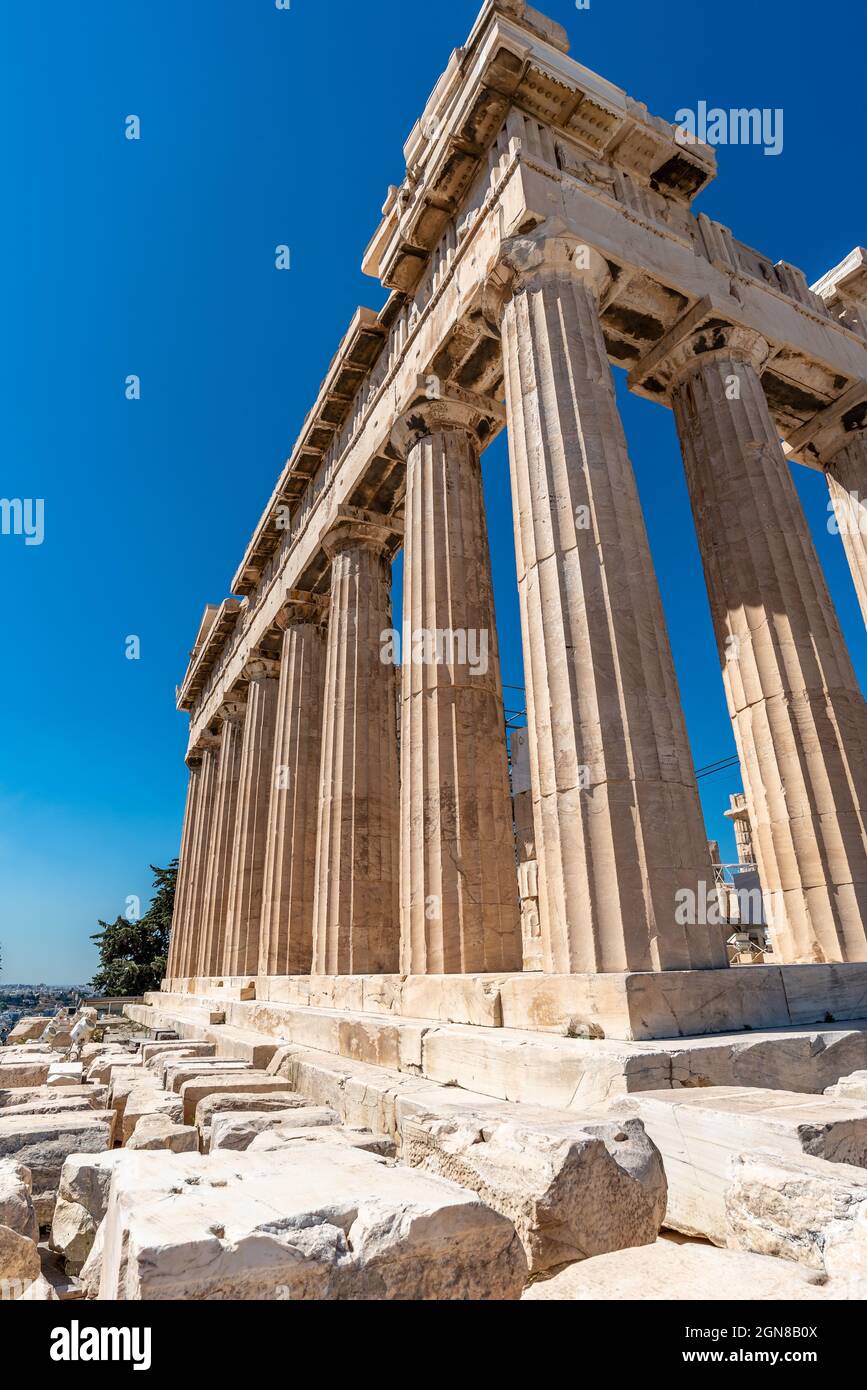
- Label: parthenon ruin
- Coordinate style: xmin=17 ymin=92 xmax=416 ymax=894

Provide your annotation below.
xmin=8 ymin=0 xmax=867 ymax=1311
xmin=165 ymin=0 xmax=867 ymax=1040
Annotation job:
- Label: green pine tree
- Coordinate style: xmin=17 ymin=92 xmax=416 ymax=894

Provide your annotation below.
xmin=90 ymin=860 xmax=177 ymax=996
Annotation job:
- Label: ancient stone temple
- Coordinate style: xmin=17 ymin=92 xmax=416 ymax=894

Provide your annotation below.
xmin=9 ymin=0 xmax=867 ymax=1308
xmin=164 ymin=0 xmax=867 ymax=1041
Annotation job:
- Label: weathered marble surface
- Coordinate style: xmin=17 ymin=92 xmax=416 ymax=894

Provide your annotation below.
xmin=0 ymin=1158 xmax=38 ymax=1242
xmin=96 ymin=1147 xmax=528 ymax=1300
xmin=0 ymin=1111 xmax=115 ymax=1225
xmin=522 ymin=1238 xmax=832 ymax=1301
xmin=403 ymin=1109 xmax=665 ymax=1273
xmin=725 ymin=1149 xmax=867 ymax=1274
xmin=599 ymin=1086 xmax=867 ymax=1243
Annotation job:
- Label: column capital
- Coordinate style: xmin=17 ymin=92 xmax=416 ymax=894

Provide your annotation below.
xmin=629 ymin=300 xmax=770 ymax=399
xmin=274 ymin=587 xmax=329 ymax=628
xmin=320 ymin=504 xmax=403 ymax=560
xmin=391 ymin=378 xmax=505 ymax=457
xmin=186 ymin=725 xmax=221 ymax=766
xmin=216 ymin=696 xmax=248 ymax=724
xmin=242 ymin=654 xmax=281 ymax=683
xmin=485 ymin=221 xmax=612 ymax=318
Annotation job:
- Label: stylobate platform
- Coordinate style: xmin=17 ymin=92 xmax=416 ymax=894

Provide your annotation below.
xmin=162 ymin=964 xmax=867 ymax=1042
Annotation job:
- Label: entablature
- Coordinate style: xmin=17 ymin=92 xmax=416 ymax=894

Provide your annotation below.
xmin=176 ymin=598 xmax=244 ymax=713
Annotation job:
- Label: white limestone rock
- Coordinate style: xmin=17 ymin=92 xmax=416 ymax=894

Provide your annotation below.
xmin=194 ymin=1091 xmax=310 ymax=1147
xmin=97 ymin=1146 xmax=528 ymax=1300
xmin=248 ymin=1127 xmax=396 ymax=1157
xmin=46 ymin=1062 xmax=84 ymax=1087
xmin=142 ymin=1042 xmax=215 ymax=1073
xmin=50 ymin=1151 xmax=125 ymax=1275
xmin=6 ymin=1018 xmax=51 ymax=1044
xmin=121 ymin=1086 xmax=183 ymax=1144
xmin=161 ymin=1059 xmax=252 ymax=1091
xmin=178 ymin=1073 xmax=299 ymax=1125
xmin=522 ymin=1238 xmax=834 ymax=1300
xmin=402 ymin=1110 xmax=666 ymax=1273
xmin=0 ymin=1085 xmax=109 ymax=1118
xmin=108 ymin=1068 xmax=156 ymax=1130
xmin=126 ymin=1116 xmax=198 ymax=1152
xmin=0 ymin=1158 xmax=38 ymax=1242
xmin=0 ymin=1111 xmax=115 ymax=1226
xmin=0 ymin=1222 xmax=42 ymax=1286
xmin=825 ymin=1071 xmax=867 ymax=1101
xmin=209 ymin=1107 xmax=339 ymax=1151
xmin=87 ymin=1055 xmax=143 ymax=1086
xmin=0 ymin=1058 xmax=52 ymax=1090
xmin=725 ymin=1149 xmax=867 ymax=1272
xmin=599 ymin=1086 xmax=867 ymax=1244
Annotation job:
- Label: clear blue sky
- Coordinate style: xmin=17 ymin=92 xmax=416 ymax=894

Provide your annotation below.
xmin=1 ymin=0 xmax=864 ymax=983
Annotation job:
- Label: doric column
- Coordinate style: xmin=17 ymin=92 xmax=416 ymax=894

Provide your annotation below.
xmin=196 ymin=695 xmax=247 ymax=979
xmin=393 ymin=385 xmax=522 ymax=973
xmin=660 ymin=324 xmax=867 ymax=963
xmin=259 ymin=595 xmax=328 ymax=976
xmin=222 ymin=655 xmax=281 ymax=977
xmin=166 ymin=756 xmax=203 ymax=982
xmin=826 ymin=436 xmax=867 ymax=629
xmin=494 ymin=232 xmax=725 ymax=974
xmin=312 ymin=510 xmax=402 ymax=975
xmin=178 ymin=730 xmax=221 ymax=981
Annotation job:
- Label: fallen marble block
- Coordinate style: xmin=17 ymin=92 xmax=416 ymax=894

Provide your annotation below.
xmin=0 ymin=1222 xmax=42 ymax=1287
xmin=46 ymin=1063 xmax=84 ymax=1087
xmin=178 ymin=1074 xmax=299 ymax=1125
xmin=522 ymin=1238 xmax=833 ymax=1301
xmin=108 ymin=1066 xmax=153 ymax=1107
xmin=121 ymin=1085 xmax=183 ymax=1144
xmin=825 ymin=1072 xmax=867 ymax=1101
xmin=162 ymin=1059 xmax=252 ymax=1092
xmin=0 ymin=1111 xmax=115 ymax=1225
xmin=600 ymin=1086 xmax=867 ymax=1244
xmin=0 ymin=1084 xmax=109 ymax=1117
xmin=725 ymin=1149 xmax=867 ymax=1273
xmin=126 ymin=1115 xmax=198 ymax=1152
xmin=402 ymin=1110 xmax=666 ymax=1274
xmin=87 ymin=1056 xmax=143 ymax=1086
xmin=79 ymin=1043 xmax=129 ymax=1066
xmin=142 ymin=1042 xmax=215 ymax=1073
xmin=249 ymin=1127 xmax=397 ymax=1157
xmin=98 ymin=1145 xmax=528 ymax=1300
xmin=6 ymin=1018 xmax=51 ymax=1044
xmin=195 ymin=1091 xmax=310 ymax=1147
xmin=0 ymin=1096 xmax=93 ymax=1121
xmin=209 ymin=1107 xmax=339 ymax=1151
xmin=51 ymin=1151 xmax=125 ymax=1275
xmin=0 ymin=1159 xmax=38 ymax=1242
xmin=0 ymin=1058 xmax=52 ymax=1090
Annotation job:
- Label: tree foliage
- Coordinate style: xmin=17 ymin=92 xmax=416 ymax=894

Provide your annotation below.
xmin=90 ymin=861 xmax=177 ymax=996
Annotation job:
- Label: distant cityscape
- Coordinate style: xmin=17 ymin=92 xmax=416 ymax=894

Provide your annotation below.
xmin=0 ymin=983 xmax=95 ymax=1040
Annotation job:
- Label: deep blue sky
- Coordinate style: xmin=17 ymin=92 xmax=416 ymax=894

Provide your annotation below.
xmin=1 ymin=0 xmax=864 ymax=982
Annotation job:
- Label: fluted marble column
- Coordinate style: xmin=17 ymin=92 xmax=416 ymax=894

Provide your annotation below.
xmin=166 ymin=757 xmax=202 ymax=982
xmin=394 ymin=389 xmax=522 ymax=973
xmin=259 ymin=599 xmax=328 ymax=976
xmin=665 ymin=326 xmax=867 ymax=963
xmin=496 ymin=233 xmax=725 ymax=974
xmin=826 ymin=436 xmax=867 ymax=629
xmin=222 ymin=657 xmax=281 ymax=977
xmin=178 ymin=731 xmax=221 ymax=980
xmin=196 ymin=696 xmax=247 ymax=979
xmin=312 ymin=512 xmax=401 ymax=975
